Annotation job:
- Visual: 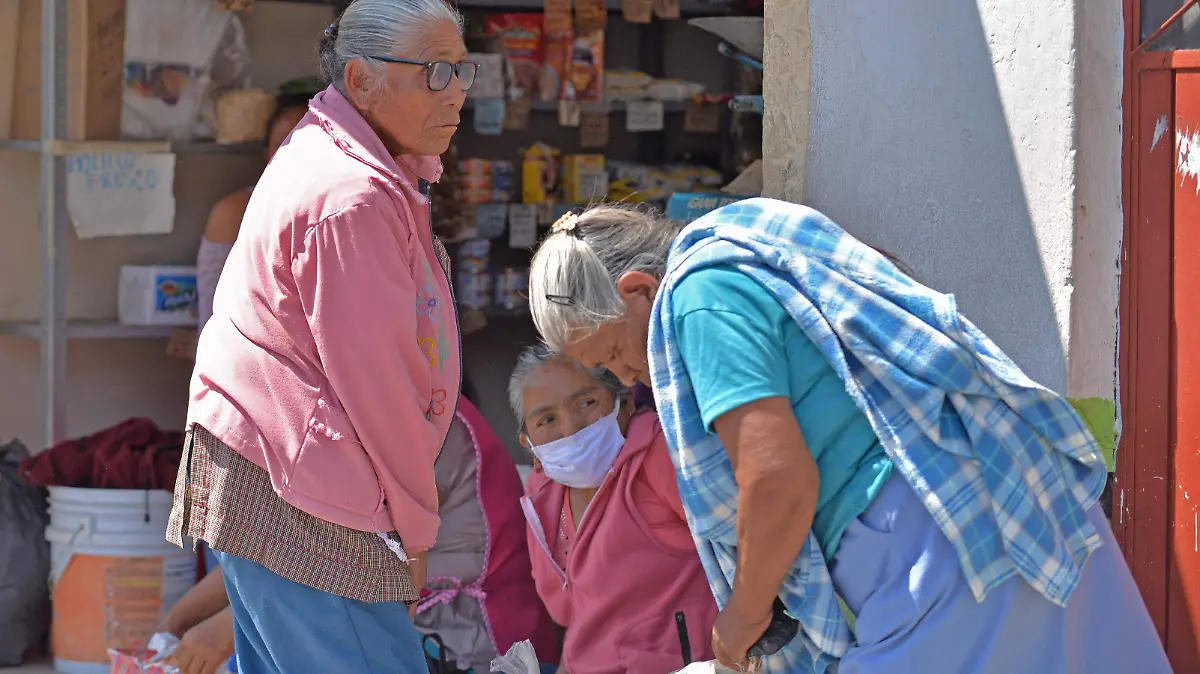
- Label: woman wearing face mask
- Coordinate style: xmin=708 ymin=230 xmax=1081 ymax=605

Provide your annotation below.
xmin=509 ymin=344 xmax=718 ymax=674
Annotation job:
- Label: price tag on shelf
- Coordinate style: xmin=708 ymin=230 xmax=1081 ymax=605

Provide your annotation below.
xmin=508 ymin=204 xmax=540 ymax=248
xmin=653 ymin=0 xmax=681 ymax=19
xmin=580 ymin=110 xmax=610 ymax=148
xmin=622 ymin=0 xmax=653 ymax=23
xmin=503 ymin=99 xmax=532 ymax=131
xmin=684 ymin=101 xmax=722 ymax=134
xmin=559 ymin=99 xmax=582 ymax=128
xmin=579 ymin=171 xmax=609 ymax=202
xmin=625 ymin=100 xmax=665 ymax=132
xmin=475 ymin=203 xmax=509 ymax=239
xmin=472 ymin=99 xmax=505 ymax=136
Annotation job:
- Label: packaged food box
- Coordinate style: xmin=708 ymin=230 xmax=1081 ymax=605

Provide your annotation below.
xmin=118 ymin=265 xmax=199 ymax=326
xmin=485 ymin=13 xmax=543 ymax=100
xmin=459 ymin=159 xmax=515 ymax=203
xmin=541 ymin=35 xmax=573 ymax=102
xmin=563 ymin=154 xmax=607 ymax=204
xmin=563 ymin=30 xmax=605 ymax=102
xmin=522 ymin=143 xmax=562 ymax=204
xmin=666 ymin=193 xmax=750 ymax=223
xmin=467 ymin=53 xmax=505 ymax=99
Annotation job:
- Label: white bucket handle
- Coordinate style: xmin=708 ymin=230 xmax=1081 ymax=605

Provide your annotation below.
xmin=48 ymin=517 xmax=93 ymax=591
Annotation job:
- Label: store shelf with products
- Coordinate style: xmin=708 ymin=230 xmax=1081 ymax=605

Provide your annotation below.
xmin=4 ymin=0 xmax=760 ymax=453
xmin=440 ymin=9 xmax=754 ymax=329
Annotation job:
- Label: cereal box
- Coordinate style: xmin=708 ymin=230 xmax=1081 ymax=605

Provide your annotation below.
xmin=485 ymin=14 xmax=544 ymax=100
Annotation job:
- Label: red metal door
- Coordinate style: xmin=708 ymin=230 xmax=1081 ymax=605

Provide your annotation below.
xmin=1170 ymin=67 xmax=1200 ymax=669
xmin=1120 ymin=53 xmax=1200 ymax=670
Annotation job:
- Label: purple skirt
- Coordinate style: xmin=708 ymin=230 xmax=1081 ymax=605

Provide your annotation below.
xmin=830 ymin=475 xmax=1170 ymax=673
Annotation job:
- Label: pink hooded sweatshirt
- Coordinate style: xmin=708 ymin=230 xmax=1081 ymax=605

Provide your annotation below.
xmin=522 ymin=410 xmax=718 ymax=674
xmin=188 ymin=86 xmax=460 ymax=553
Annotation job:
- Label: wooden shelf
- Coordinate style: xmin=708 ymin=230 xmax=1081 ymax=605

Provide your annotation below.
xmin=463 ymin=99 xmax=690 ymax=113
xmin=456 ymin=0 xmax=735 ymax=13
xmin=0 ymin=321 xmax=178 ymax=340
xmin=0 ymin=140 xmax=264 ymax=155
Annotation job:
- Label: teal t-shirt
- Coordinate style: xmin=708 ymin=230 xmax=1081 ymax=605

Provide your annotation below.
xmin=671 ymin=265 xmax=894 ymax=561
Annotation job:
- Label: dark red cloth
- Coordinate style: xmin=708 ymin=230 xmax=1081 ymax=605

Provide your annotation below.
xmin=19 ymin=418 xmax=184 ymax=491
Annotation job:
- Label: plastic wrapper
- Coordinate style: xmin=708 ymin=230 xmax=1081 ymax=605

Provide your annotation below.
xmin=109 ymin=633 xmax=231 ymax=674
xmin=122 ymin=0 xmax=251 ymax=141
xmin=486 ymin=14 xmax=543 ymax=100
xmin=564 ymin=31 xmax=604 ymax=102
xmin=490 ymin=640 xmax=540 ymax=674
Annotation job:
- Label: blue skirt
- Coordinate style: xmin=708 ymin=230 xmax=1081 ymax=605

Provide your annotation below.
xmin=830 ymin=475 xmax=1170 ymax=673
xmin=215 ymin=550 xmax=428 ymax=674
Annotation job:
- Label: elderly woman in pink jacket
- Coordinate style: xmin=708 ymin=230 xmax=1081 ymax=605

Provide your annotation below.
xmin=165 ymin=1 xmax=475 ymax=672
xmin=511 ymin=344 xmax=719 ymax=674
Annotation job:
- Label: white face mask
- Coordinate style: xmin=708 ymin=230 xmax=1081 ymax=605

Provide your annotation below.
xmin=529 ymin=408 xmax=625 ymax=489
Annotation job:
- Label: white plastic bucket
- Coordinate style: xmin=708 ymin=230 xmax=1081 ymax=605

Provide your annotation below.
xmin=45 ymin=487 xmax=196 ymax=674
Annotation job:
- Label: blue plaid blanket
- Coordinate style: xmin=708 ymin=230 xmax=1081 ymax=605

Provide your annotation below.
xmin=647 ymin=198 xmax=1108 ymax=672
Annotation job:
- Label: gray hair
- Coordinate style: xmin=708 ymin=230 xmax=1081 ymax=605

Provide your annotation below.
xmin=508 ymin=343 xmax=629 ymax=435
xmin=318 ymin=0 xmax=463 ymax=102
xmin=529 ymin=204 xmax=683 ymax=351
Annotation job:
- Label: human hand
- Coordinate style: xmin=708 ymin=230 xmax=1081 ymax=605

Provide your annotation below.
xmin=711 ymin=598 xmax=772 ymax=671
xmin=164 ymin=608 xmax=235 ymax=674
xmin=555 ymin=666 xmax=568 ymax=674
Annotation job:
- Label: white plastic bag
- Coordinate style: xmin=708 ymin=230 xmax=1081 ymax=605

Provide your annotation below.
xmin=121 ymin=0 xmax=250 ymax=141
xmin=489 ymin=640 xmax=540 ymax=674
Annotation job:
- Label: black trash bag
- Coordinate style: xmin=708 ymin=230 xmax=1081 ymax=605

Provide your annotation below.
xmin=0 ymin=439 xmax=51 ymax=666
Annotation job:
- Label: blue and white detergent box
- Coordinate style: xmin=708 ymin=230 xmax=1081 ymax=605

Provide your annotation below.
xmin=118 ymin=265 xmax=199 ymax=326
xmin=666 ymin=193 xmax=749 ymax=223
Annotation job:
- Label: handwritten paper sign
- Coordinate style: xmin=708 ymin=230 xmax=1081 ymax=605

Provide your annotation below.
xmin=558 ymin=100 xmax=581 ymax=128
xmin=625 ymin=100 xmax=665 ymax=132
xmin=67 ymin=152 xmax=176 ymax=239
xmin=504 ymin=99 xmax=532 ymax=130
xmin=580 ymin=110 xmax=610 ymax=148
xmin=475 ymin=203 xmax=508 ymax=239
xmin=684 ymin=101 xmax=722 ymax=134
xmin=473 ymin=99 xmax=506 ymax=135
xmin=508 ymin=204 xmax=539 ymax=248
xmin=654 ymin=0 xmax=681 ymax=19
xmin=622 ymin=0 xmax=654 ymax=23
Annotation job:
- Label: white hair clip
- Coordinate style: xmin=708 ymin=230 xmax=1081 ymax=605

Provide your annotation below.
xmin=551 ymin=211 xmax=579 ymax=234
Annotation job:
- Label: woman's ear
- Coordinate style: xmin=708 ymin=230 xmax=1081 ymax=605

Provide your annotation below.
xmin=342 ymin=59 xmax=374 ymax=110
xmin=518 ymin=433 xmax=531 ymax=450
xmin=616 ymin=271 xmax=660 ymax=305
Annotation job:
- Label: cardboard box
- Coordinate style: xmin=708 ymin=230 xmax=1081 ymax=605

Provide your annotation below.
xmin=118 ymin=265 xmax=198 ymax=326
xmin=563 ymin=154 xmax=606 ymax=204
xmin=6 ymin=0 xmax=126 ymax=141
xmin=666 ymin=193 xmax=749 ymax=222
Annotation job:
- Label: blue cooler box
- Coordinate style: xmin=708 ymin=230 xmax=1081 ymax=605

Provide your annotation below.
xmin=666 ymin=193 xmax=749 ymax=223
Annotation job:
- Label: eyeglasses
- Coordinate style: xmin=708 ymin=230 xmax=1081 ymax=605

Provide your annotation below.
xmin=371 ymin=56 xmax=478 ymax=92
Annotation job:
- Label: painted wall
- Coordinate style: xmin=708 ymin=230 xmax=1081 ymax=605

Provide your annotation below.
xmin=763 ymin=0 xmax=1124 ymax=405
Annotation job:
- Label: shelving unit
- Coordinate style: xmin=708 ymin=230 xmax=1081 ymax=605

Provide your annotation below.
xmin=6 ymin=0 xmax=753 ymax=454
